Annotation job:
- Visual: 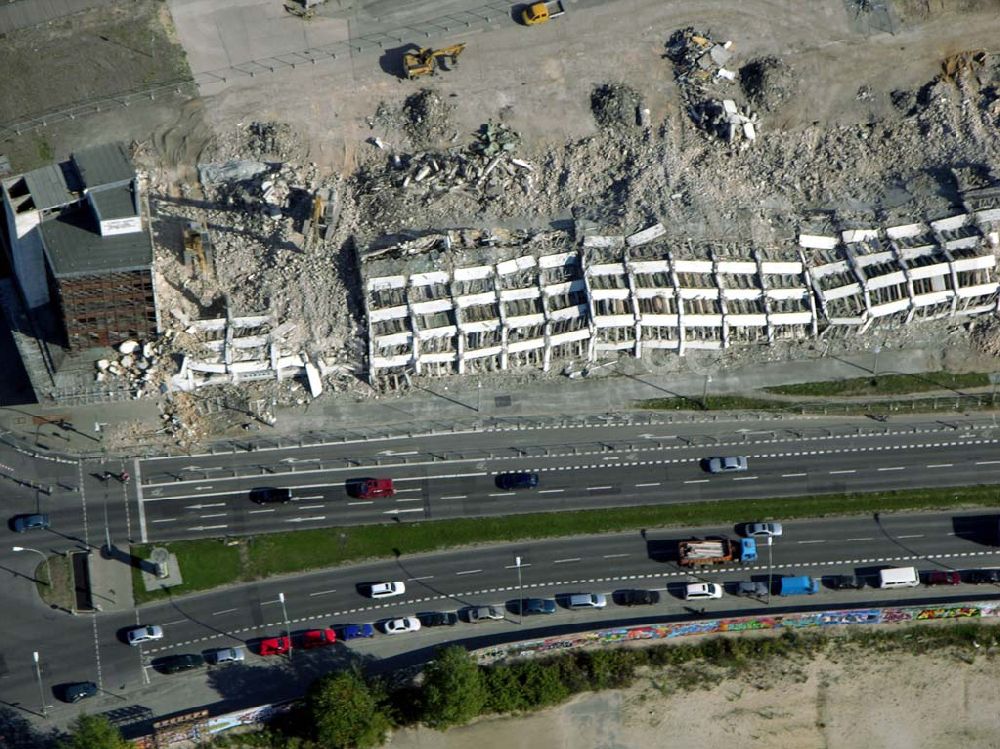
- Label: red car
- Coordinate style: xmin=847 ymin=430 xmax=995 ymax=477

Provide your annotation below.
xmin=259 ymin=636 xmax=291 ymax=656
xmin=347 ymin=478 xmax=395 ymax=499
xmin=925 ymin=571 xmax=961 ymax=586
xmin=300 ymin=629 xmax=336 ymax=649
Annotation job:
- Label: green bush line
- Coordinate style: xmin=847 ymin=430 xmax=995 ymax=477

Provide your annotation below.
xmin=637 ymin=393 xmax=1000 ymax=414
xmin=131 ymin=484 xmax=1000 ymax=605
xmin=763 ymin=371 xmax=990 ymax=397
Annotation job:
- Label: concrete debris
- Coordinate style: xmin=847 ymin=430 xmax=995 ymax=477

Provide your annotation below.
xmin=197 ymin=160 xmax=270 ymax=186
xmin=591 ymin=83 xmax=645 ymax=128
xmin=118 ymin=340 xmax=139 ymax=355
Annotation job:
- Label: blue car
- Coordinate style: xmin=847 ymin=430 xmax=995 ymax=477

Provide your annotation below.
xmin=11 ymin=513 xmax=50 ymax=533
xmin=342 ymin=623 xmax=375 ymax=640
xmin=495 ymin=472 xmax=540 ymax=491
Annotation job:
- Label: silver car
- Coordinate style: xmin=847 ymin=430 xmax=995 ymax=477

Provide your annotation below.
xmin=744 ymin=522 xmax=783 ymax=538
xmin=127 ymin=625 xmax=164 ymax=646
xmin=468 ymin=605 xmax=504 ymax=623
xmin=208 ymin=647 xmax=245 ymax=664
xmin=707 ymin=456 xmax=748 ymax=473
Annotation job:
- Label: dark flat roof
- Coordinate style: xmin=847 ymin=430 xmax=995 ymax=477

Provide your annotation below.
xmin=73 ymin=142 xmax=133 ymax=188
xmin=39 ymin=205 xmax=151 ymax=277
xmin=90 ymin=184 xmax=137 ymax=221
xmin=23 ymin=164 xmax=75 ymax=210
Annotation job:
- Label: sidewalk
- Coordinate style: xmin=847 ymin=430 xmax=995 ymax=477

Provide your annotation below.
xmin=0 ymin=343 xmax=975 ymax=457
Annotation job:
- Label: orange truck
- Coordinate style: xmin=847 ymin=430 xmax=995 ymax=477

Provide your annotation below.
xmin=678 ymin=538 xmax=757 ymax=566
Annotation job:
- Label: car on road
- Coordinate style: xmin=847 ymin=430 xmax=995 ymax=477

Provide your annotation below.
xmin=924 ymin=570 xmax=961 ymax=586
xmin=685 ymin=583 xmax=723 ymax=600
xmin=515 ymin=598 xmax=557 ymax=615
xmin=494 ymin=472 xmax=540 ymax=490
xmin=567 ymin=593 xmax=607 ymax=609
xmin=259 ymin=636 xmax=291 ymax=656
xmin=249 ymin=487 xmax=291 ymax=504
xmin=827 ymin=575 xmax=865 ymax=590
xmin=59 ymin=681 xmax=97 ymax=703
xmin=207 ymin=647 xmax=245 ymax=664
xmin=737 ymin=581 xmax=768 ymax=597
xmin=127 ymin=625 xmax=164 ymax=646
xmin=341 ymin=623 xmax=375 ymax=640
xmin=615 ymin=589 xmax=661 ymax=606
xmin=383 ymin=617 xmax=421 ymax=635
xmin=419 ymin=611 xmax=458 ymax=627
xmin=153 ymin=654 xmax=204 ymax=674
xmin=705 ymin=456 xmax=748 ymax=473
xmin=346 ymin=478 xmax=395 ymax=499
xmin=300 ymin=629 xmax=337 ymax=649
xmin=468 ymin=605 xmax=504 ymax=623
xmin=967 ymin=569 xmax=1000 ymax=584
xmin=743 ymin=521 xmax=783 ymax=538
xmin=11 ymin=513 xmax=50 ymax=533
xmin=366 ymin=581 xmax=406 ymax=598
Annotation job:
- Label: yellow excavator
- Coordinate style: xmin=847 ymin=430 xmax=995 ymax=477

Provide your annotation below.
xmin=403 ymin=43 xmax=466 ymax=79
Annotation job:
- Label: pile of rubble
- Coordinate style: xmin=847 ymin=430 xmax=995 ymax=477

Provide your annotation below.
xmin=739 ymin=56 xmax=795 ymax=113
xmin=402 ymin=89 xmax=455 ymax=147
xmin=96 ymin=337 xmax=171 ymax=398
xmin=591 ymin=83 xmax=647 ymax=128
xmin=665 ymin=27 xmax=757 ymax=145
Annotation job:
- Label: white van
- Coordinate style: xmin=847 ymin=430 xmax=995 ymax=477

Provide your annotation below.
xmin=878 ymin=566 xmax=919 ymax=589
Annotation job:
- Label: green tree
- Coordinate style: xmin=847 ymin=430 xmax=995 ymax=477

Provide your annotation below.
xmin=308 ymin=670 xmax=392 ymax=749
xmin=59 ymin=715 xmax=129 ymax=749
xmin=420 ymin=645 xmax=487 ymax=728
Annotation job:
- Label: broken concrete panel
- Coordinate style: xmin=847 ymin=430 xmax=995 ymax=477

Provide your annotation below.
xmin=885 ymin=222 xmax=924 ymax=239
xmin=841 ymin=228 xmax=879 ymax=243
xmin=304 ymin=361 xmax=323 ymax=397
xmin=799 ymin=234 xmax=838 ymax=250
xmin=930 ymin=214 xmax=969 ymax=232
xmin=453 ymin=265 xmax=494 ymax=281
xmin=742 ymin=122 xmax=756 ymax=141
xmin=188 ymin=361 xmax=229 ymax=373
xmin=625 ymin=223 xmax=667 ymax=247
xmin=583 ymin=235 xmax=626 ymax=249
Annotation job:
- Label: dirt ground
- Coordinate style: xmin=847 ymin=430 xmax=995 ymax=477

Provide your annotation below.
xmin=387 ymin=648 xmax=1000 ymax=749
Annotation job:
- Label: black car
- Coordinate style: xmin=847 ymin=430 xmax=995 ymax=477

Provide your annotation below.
xmin=59 ymin=681 xmax=97 ymax=703
xmin=495 ymin=472 xmax=540 ymax=491
xmin=616 ymin=589 xmax=661 ymax=606
xmin=248 ymin=487 xmax=291 ymax=504
xmin=516 ymin=598 xmax=557 ymax=615
xmin=736 ymin=581 xmax=768 ymax=598
xmin=828 ymin=575 xmax=865 ymax=590
xmin=152 ymin=654 xmax=205 ymax=674
xmin=419 ymin=611 xmax=458 ymax=627
xmin=968 ymin=569 xmax=1000 ymax=584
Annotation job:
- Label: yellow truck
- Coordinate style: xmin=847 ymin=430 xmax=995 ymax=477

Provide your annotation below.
xmin=521 ymin=0 xmax=565 ymax=25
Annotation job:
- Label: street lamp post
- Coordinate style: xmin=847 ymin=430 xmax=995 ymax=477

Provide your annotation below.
xmin=872 ymin=345 xmax=882 ymax=382
xmin=514 ymin=556 xmax=523 ymax=625
xmin=278 ymin=592 xmax=292 ymax=659
xmin=32 ymin=651 xmax=46 ymax=717
xmin=766 ymin=537 xmax=773 ymax=605
xmin=702 ymin=375 xmax=712 ymax=408
xmin=13 ymin=546 xmax=51 ymax=586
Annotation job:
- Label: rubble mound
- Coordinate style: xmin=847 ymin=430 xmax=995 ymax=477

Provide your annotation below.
xmin=403 ymin=89 xmax=453 ymax=146
xmin=739 ymin=56 xmax=795 ymax=112
xmin=591 ymin=83 xmax=643 ymax=128
xmin=971 ymin=316 xmax=1000 ymax=358
xmin=244 ymin=121 xmax=306 ymax=161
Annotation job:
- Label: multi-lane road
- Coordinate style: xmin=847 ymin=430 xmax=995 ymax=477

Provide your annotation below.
xmin=4 ymin=414 xmax=1000 ymax=729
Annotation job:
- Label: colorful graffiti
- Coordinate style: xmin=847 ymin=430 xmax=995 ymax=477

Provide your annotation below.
xmin=472 ymin=601 xmax=1000 ymax=665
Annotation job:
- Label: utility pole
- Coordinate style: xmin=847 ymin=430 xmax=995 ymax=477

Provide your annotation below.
xmin=515 ymin=556 xmax=523 ymax=625
xmin=33 ymin=651 xmax=46 ymax=717
xmin=278 ymin=592 xmax=292 ymax=659
xmin=766 ymin=536 xmax=773 ymax=605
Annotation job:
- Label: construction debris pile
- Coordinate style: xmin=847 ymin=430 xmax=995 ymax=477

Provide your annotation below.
xmin=402 ymin=89 xmax=455 ymax=146
xmin=591 ymin=83 xmax=647 ymax=128
xmin=95 ymin=337 xmax=171 ymax=399
xmin=665 ymin=27 xmax=758 ymax=145
xmin=738 ymin=56 xmax=796 ymax=113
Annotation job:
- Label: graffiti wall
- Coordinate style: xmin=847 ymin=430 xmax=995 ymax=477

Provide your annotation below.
xmin=472 ymin=600 xmax=1000 ymax=665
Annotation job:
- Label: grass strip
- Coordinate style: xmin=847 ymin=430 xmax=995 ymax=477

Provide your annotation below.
xmin=763 ymin=371 xmax=991 ymax=397
xmin=130 ymin=484 xmax=1000 ymax=605
xmin=637 ymin=393 xmax=1000 ymax=415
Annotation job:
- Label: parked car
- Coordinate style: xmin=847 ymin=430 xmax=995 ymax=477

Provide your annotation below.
xmin=925 ymin=570 xmax=961 ymax=586
xmin=419 ymin=612 xmax=458 ymax=627
xmin=259 ymin=636 xmax=291 ymax=656
xmin=827 ymin=575 xmax=865 ymax=590
xmin=737 ymin=581 xmax=768 ymax=597
xmin=346 ymin=478 xmax=395 ymax=499
xmin=153 ymin=654 xmax=204 ymax=674
xmin=684 ymin=583 xmax=723 ymax=600
xmin=383 ymin=617 xmax=421 ymax=635
xmin=516 ymin=598 xmax=557 ymax=615
xmin=300 ymin=629 xmax=337 ymax=649
xmin=341 ymin=623 xmax=375 ymax=640
xmin=567 ymin=593 xmax=607 ymax=609
xmin=207 ymin=647 xmax=244 ymax=664
xmin=59 ymin=681 xmax=97 ymax=703
xmin=494 ymin=472 xmax=540 ymax=490
xmin=366 ymin=581 xmax=405 ymax=598
xmin=249 ymin=487 xmax=291 ymax=504
xmin=967 ymin=569 xmax=1000 ymax=584
xmin=743 ymin=521 xmax=783 ymax=538
xmin=616 ymin=589 xmax=661 ymax=606
xmin=126 ymin=625 xmax=164 ymax=646
xmin=705 ymin=456 xmax=748 ymax=473
xmin=11 ymin=513 xmax=50 ymax=533
xmin=468 ymin=605 xmax=504 ymax=623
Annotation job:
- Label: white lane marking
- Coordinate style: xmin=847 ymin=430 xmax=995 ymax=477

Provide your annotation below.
xmin=186 ymin=524 xmax=227 ymax=531
xmin=927 ymin=464 xmax=953 ymax=468
xmin=797 ymin=540 xmax=825 ymax=544
xmin=975 ymin=460 xmax=1000 ymax=466
xmin=395 ymin=497 xmax=423 ymax=502
xmin=151 ymin=518 xmax=176 ymax=523
xmin=781 ymin=473 xmax=807 ymax=478
xmin=134 ymin=458 xmax=148 ymax=543
xmin=199 ymin=513 xmax=227 ymax=518
xmin=684 ymin=479 xmax=709 ymax=484
xmin=194 ymin=486 xmax=215 ymax=491
xmin=408 ymin=575 xmax=434 ymax=581
xmin=297 ymin=495 xmax=324 ymax=500
xmin=553 ymin=557 xmax=581 ymax=564
xmin=185 ymin=502 xmax=225 ymax=509
xmin=348 ymin=501 xmax=374 ymax=506
xmin=212 ymin=608 xmax=238 ymax=616
xmin=847 ymin=537 xmax=875 ymax=541
xmin=897 ymin=534 xmax=925 ymax=539
xmin=248 ymin=508 xmax=276 ymax=514
xmin=587 ymin=485 xmax=613 ymax=491
xmin=163 ymin=619 xmax=186 ymax=626
xmin=441 ymin=495 xmax=467 ymax=500
xmin=395 ymin=488 xmax=422 ymax=493
xmin=538 ymin=489 xmax=565 ymax=494
xmin=604 ymin=553 xmax=630 ymax=558
xmin=504 ymin=563 xmax=532 ymax=569
xmin=878 ymin=467 xmax=905 ymax=472
xmin=456 ymin=569 xmax=482 ymax=576
xmin=383 ymin=508 xmax=422 ymax=514
xmin=635 ymin=482 xmax=661 ymax=487
xmin=284 ymin=516 xmax=326 ymax=522
xmin=829 ymin=470 xmax=856 ymax=475
xmin=488 ymin=492 xmax=515 ymax=497
xmin=298 ymin=504 xmax=325 ymax=510
xmin=733 ymin=476 xmax=758 ymax=481
xmin=309 ymin=589 xmax=338 ymax=597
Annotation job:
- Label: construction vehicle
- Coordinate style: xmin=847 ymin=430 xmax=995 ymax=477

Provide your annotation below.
xmin=402 ymin=43 xmax=466 ymax=79
xmin=182 ymin=221 xmax=214 ymax=279
xmin=521 ymin=1 xmax=565 ymax=25
xmin=678 ymin=537 xmax=757 ymax=566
